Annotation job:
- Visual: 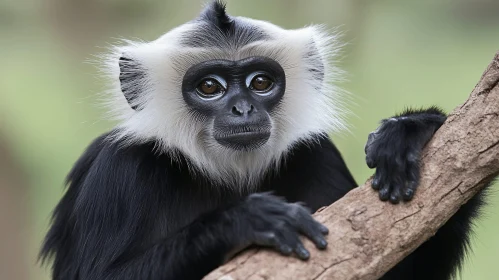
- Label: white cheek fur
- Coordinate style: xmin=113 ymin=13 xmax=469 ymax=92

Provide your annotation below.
xmin=98 ymin=18 xmax=349 ymax=189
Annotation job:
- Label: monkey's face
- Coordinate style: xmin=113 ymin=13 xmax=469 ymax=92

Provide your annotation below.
xmin=181 ymin=56 xmax=285 ymax=151
xmin=103 ymin=3 xmax=346 ymax=183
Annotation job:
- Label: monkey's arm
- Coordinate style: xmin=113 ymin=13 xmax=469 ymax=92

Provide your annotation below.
xmin=102 ymin=206 xmax=238 ymax=280
xmin=363 ymin=107 xmax=481 ymax=280
xmin=41 ymin=136 xmax=234 ymax=279
xmin=110 ymin=194 xmax=328 ymax=280
xmin=41 ymin=135 xmax=327 ymax=280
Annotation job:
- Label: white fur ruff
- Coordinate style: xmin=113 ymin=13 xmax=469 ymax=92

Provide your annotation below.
xmin=98 ymin=17 xmax=348 ymax=189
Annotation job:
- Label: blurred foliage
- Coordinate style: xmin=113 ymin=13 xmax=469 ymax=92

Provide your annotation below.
xmin=1 ymin=0 xmax=498 ymax=279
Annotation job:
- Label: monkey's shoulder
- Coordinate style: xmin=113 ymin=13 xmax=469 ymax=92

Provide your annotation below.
xmin=68 ymin=132 xmax=176 ymax=189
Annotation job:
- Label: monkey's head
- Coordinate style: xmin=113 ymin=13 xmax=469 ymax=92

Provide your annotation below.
xmin=103 ymin=1 xmax=346 ymax=185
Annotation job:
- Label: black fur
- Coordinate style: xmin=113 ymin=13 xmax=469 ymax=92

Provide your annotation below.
xmin=41 ymin=132 xmax=353 ymax=279
xmin=180 ymin=1 xmax=269 ymax=48
xmin=365 ymin=108 xmax=488 ymax=280
xmin=40 ymin=108 xmax=489 ymax=280
xmin=200 ymin=0 xmax=233 ymax=31
xmin=365 ymin=106 xmax=447 ymax=203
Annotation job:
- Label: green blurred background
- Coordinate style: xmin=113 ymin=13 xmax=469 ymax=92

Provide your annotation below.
xmin=1 ymin=0 xmax=498 ymax=279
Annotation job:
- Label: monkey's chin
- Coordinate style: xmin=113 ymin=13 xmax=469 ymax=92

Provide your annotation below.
xmin=214 ymin=131 xmax=271 ymax=151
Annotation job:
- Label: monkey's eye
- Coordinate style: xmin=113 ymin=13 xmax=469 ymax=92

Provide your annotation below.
xmin=196 ymin=78 xmax=225 ymax=97
xmin=249 ymin=75 xmax=274 ymax=93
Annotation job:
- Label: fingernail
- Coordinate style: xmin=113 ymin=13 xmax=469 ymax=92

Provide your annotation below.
xmin=300 ymin=250 xmax=310 ymax=259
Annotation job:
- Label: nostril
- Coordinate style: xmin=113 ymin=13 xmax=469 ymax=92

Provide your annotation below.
xmin=249 ymin=104 xmax=254 ymax=114
xmin=232 ymin=106 xmax=243 ymax=116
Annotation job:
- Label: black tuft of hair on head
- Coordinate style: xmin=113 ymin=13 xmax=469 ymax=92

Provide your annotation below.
xmin=200 ymin=0 xmax=233 ymax=31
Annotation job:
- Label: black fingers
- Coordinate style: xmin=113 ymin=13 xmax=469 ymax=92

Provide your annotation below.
xmin=370 ymin=152 xmax=421 ymax=204
xmin=253 ymin=228 xmax=312 ymax=260
xmin=372 ymin=167 xmax=383 ymax=190
xmin=294 ymin=241 xmax=310 ymax=260
xmin=279 ymin=231 xmax=311 ymax=260
xmin=378 ymin=183 xmax=391 ymax=201
xmin=364 ymin=108 xmax=446 ymax=204
xmin=402 ymin=155 xmax=420 ymax=201
xmin=253 ymin=232 xmax=293 ymax=256
xmin=279 ymin=244 xmax=293 ymax=256
xmin=318 ymin=223 xmax=329 ymax=235
xmin=253 ymin=231 xmax=279 ymax=247
xmin=402 ymin=181 xmax=417 ymax=201
xmin=294 ymin=207 xmax=328 ymax=250
xmin=242 ymin=195 xmax=328 ymax=260
xmin=389 ymin=183 xmax=402 ymax=204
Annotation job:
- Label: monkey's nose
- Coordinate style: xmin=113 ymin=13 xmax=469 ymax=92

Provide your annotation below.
xmin=231 ymin=101 xmax=255 ymax=116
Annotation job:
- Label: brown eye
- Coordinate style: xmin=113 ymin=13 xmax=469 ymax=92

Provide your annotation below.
xmin=197 ymin=79 xmax=224 ymax=96
xmin=250 ymin=75 xmax=273 ymax=92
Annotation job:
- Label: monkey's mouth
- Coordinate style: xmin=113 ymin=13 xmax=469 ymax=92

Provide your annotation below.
xmin=213 ymin=127 xmax=271 ymax=151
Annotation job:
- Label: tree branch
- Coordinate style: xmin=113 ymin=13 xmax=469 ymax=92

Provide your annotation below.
xmin=205 ymin=51 xmax=499 ymax=280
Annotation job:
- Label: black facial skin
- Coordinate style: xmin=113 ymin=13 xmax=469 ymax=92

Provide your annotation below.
xmin=182 ymin=56 xmax=286 ymax=150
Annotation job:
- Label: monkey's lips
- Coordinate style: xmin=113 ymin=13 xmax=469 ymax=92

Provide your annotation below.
xmin=214 ymin=128 xmax=271 ymax=151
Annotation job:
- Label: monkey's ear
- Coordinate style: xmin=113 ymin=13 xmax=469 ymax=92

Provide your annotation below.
xmin=305 ymin=42 xmax=325 ymax=84
xmin=118 ymin=55 xmax=145 ymax=110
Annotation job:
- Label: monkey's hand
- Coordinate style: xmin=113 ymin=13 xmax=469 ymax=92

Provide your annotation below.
xmin=231 ymin=193 xmax=328 ymax=260
xmin=364 ymin=108 xmax=446 ymax=204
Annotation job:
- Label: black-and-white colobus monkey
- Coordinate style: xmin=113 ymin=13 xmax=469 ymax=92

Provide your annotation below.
xmin=41 ymin=1 xmax=488 ymax=279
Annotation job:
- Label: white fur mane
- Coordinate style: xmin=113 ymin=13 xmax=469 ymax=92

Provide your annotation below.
xmin=99 ymin=16 xmax=347 ymax=189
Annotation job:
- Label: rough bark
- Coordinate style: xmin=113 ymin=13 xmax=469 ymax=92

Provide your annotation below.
xmin=205 ymin=52 xmax=499 ymax=280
